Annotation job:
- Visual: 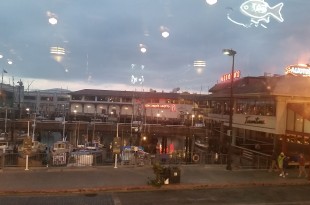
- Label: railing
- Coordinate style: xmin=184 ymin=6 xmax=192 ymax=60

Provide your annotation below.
xmin=0 ymin=151 xmax=109 ymax=169
xmin=150 ymin=152 xmax=228 ymax=166
xmin=0 ymin=150 xmax=272 ymax=170
xmin=151 ymin=151 xmax=271 ymax=169
xmin=233 ymin=145 xmax=271 ymax=169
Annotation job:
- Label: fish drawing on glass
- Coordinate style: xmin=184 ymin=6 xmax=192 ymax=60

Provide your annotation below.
xmin=227 ymin=0 xmax=284 ymax=28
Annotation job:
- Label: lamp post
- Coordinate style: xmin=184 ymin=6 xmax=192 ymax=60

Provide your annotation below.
xmin=62 ymin=105 xmax=66 ymax=141
xmin=74 ymin=109 xmax=77 ymax=121
xmin=222 ymin=48 xmax=237 ymax=171
xmin=191 ymin=114 xmax=195 ymax=127
xmin=26 ymin=108 xmax=30 ymax=119
xmin=156 ymin=113 xmax=160 ymax=124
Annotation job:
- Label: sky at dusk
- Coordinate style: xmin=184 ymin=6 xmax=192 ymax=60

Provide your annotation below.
xmin=0 ymin=0 xmax=309 ymax=94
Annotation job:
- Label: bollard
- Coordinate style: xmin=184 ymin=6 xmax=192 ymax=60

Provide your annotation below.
xmin=25 ymin=155 xmax=29 ymax=171
xmin=114 ymin=154 xmax=118 ymax=168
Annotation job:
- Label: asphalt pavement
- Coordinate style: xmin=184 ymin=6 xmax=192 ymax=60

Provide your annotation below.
xmin=0 ymin=164 xmax=309 ymax=195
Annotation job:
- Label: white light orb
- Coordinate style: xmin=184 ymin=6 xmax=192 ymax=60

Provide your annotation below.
xmin=49 ymin=17 xmax=58 ymax=25
xmin=162 ymin=31 xmax=169 ymax=38
xmin=206 ymin=0 xmax=217 ymax=5
xmin=140 ymin=47 xmax=147 ymax=53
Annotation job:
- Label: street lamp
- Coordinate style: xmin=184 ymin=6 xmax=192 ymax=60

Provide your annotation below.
xmin=191 ymin=114 xmax=195 ymax=127
xmin=222 ymin=48 xmax=237 ymax=171
xmin=26 ymin=108 xmax=30 ymax=119
xmin=156 ymin=113 xmax=160 ymax=124
xmin=74 ymin=109 xmax=77 ymax=121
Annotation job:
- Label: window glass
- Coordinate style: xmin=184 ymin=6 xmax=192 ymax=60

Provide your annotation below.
xmin=235 ymin=99 xmax=275 ymax=116
xmin=109 ymin=97 xmax=120 ymax=102
xmin=84 ymin=96 xmax=95 ymax=101
xmin=122 ymin=97 xmax=132 ymax=103
xmin=295 ymin=113 xmax=303 ymax=132
xmin=57 ymin=97 xmax=69 ymax=101
xmin=97 ymin=96 xmax=109 ymax=102
xmin=41 ymin=97 xmax=53 ymax=101
xmin=286 ymin=109 xmax=295 ymax=131
xmin=72 ymin=95 xmax=82 ymax=100
xmin=24 ymin=96 xmax=36 ymax=100
xmin=304 ymin=119 xmax=310 ymax=134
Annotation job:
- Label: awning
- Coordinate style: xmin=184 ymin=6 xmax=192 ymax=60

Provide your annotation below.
xmin=287 ymin=103 xmax=310 ymax=121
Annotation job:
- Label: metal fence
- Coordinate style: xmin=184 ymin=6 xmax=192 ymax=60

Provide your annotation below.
xmin=150 ymin=152 xmax=228 ymax=166
xmin=0 ymin=151 xmax=272 ymax=170
xmin=0 ymin=151 xmax=108 ymax=169
xmin=151 ymin=151 xmax=271 ymax=169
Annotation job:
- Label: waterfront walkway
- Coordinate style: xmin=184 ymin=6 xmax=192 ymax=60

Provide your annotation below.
xmin=0 ymin=165 xmax=309 ymax=195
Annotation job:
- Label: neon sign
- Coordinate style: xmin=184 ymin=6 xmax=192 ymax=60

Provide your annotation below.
xmin=285 ymin=64 xmax=310 ymax=77
xmin=145 ymin=104 xmax=176 ymax=112
xmin=221 ymin=70 xmax=241 ymax=82
xmin=227 ymin=0 xmax=284 ymax=28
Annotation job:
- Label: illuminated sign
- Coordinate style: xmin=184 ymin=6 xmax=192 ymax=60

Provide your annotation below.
xmin=285 ymin=64 xmax=310 ymax=77
xmin=226 ymin=0 xmax=284 ymax=28
xmin=220 ymin=70 xmax=241 ymax=82
xmin=145 ymin=104 xmax=176 ymax=112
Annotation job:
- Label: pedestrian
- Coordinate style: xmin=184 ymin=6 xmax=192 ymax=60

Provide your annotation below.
xmin=298 ymin=153 xmax=308 ymax=178
xmin=269 ymin=151 xmax=278 ymax=172
xmin=278 ymin=152 xmax=285 ymax=177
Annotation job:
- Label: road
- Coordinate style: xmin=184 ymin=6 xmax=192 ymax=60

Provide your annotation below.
xmin=1 ymin=185 xmax=310 ymax=205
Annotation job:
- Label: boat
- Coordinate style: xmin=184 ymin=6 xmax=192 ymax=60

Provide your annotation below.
xmin=77 ymin=139 xmax=105 ymax=152
xmin=51 ymin=141 xmax=73 ymax=166
xmin=68 ymin=140 xmax=106 ymax=167
xmin=120 ymin=146 xmax=150 ymax=166
xmin=52 ymin=140 xmax=73 ymax=155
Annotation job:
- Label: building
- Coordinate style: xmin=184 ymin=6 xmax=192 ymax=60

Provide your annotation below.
xmin=0 ymin=81 xmax=25 ymax=120
xmin=206 ymin=73 xmax=310 ymax=160
xmin=69 ymin=89 xmax=207 ymax=125
xmin=23 ymin=89 xmax=70 ymax=119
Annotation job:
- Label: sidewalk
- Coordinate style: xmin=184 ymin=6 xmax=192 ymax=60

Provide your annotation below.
xmin=0 ymin=165 xmax=309 ymax=195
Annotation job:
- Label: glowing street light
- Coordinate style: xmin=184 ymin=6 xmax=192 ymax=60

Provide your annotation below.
xmin=222 ymin=48 xmax=237 ymax=171
xmin=74 ymin=109 xmax=77 ymax=120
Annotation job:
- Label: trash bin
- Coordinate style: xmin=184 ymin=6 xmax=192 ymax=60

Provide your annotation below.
xmin=169 ymin=166 xmax=181 ymax=184
xmin=162 ymin=166 xmax=171 ymax=184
